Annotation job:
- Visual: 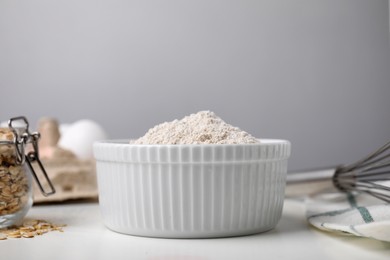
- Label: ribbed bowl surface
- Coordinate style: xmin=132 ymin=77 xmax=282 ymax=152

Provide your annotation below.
xmin=93 ymin=139 xmax=291 ymax=238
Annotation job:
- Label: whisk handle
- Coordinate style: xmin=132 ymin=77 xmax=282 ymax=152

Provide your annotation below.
xmin=285 ymin=167 xmax=337 ymax=197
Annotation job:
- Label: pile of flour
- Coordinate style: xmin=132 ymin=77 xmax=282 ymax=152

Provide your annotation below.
xmin=131 ymin=111 xmax=260 ymax=144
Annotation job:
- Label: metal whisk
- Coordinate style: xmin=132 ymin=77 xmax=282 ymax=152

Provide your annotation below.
xmin=285 ymin=141 xmax=390 ymax=202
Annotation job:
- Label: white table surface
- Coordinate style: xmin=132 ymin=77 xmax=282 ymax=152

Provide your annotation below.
xmin=1 ymin=198 xmax=389 ymax=260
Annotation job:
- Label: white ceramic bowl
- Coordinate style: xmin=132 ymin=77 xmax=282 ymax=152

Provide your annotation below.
xmin=93 ymin=139 xmax=291 ymax=238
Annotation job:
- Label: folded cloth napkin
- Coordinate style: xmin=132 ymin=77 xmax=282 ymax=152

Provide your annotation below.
xmin=305 ymin=191 xmax=390 ymax=242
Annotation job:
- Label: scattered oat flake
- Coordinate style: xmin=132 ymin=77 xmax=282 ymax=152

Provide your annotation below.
xmin=0 ymin=219 xmax=66 ymax=240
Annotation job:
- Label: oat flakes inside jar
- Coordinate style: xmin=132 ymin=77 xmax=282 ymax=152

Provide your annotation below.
xmin=0 ymin=117 xmax=55 ymax=228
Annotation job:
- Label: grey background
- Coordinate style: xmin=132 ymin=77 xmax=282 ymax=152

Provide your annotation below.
xmin=0 ymin=0 xmax=389 ymax=171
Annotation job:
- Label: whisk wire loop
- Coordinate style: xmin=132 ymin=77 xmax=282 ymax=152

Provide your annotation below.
xmin=334 ymin=141 xmax=390 ymax=202
xmin=360 ymin=159 xmax=390 ymax=173
xmin=287 ymin=141 xmax=390 ymax=202
xmin=341 ymin=141 xmax=390 ymax=173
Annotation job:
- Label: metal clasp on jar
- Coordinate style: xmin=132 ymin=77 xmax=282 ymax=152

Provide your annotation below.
xmin=8 ymin=116 xmax=55 ymax=197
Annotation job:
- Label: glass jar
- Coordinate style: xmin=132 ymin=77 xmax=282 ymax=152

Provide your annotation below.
xmin=0 ymin=116 xmax=55 ymax=228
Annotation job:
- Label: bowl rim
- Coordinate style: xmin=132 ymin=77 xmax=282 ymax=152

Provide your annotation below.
xmin=93 ymin=139 xmax=291 ymax=165
xmin=94 ymin=139 xmax=290 ymax=147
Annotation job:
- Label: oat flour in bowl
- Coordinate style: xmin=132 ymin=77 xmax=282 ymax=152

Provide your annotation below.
xmin=131 ymin=111 xmax=259 ymax=145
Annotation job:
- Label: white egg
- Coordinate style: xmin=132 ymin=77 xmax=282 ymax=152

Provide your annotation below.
xmin=58 ymin=119 xmax=107 ymax=159
xmin=59 ymin=123 xmax=71 ymax=136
